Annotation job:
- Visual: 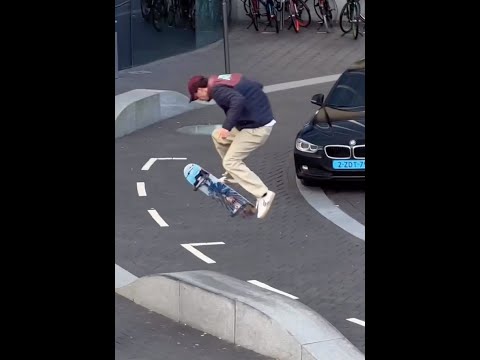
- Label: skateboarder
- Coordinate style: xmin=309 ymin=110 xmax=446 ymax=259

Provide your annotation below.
xmin=187 ymin=73 xmax=276 ymax=219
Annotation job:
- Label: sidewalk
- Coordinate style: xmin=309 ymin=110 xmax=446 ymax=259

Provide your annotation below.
xmin=116 ymin=294 xmax=271 ymax=360
xmin=115 ymin=23 xmax=365 ymax=96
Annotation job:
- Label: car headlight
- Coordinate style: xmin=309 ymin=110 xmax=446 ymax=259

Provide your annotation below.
xmin=295 ymin=138 xmax=323 ymax=153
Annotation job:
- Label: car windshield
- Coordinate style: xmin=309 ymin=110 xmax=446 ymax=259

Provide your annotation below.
xmin=326 ymin=71 xmax=365 ymax=109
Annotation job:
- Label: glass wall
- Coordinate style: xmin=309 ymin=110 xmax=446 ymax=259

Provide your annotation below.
xmin=115 ymin=0 xmax=232 ymax=71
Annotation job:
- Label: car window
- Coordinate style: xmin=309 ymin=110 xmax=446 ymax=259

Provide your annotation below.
xmin=326 ymin=71 xmax=365 ymax=109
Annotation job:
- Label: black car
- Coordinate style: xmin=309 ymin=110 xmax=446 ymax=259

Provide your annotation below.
xmin=294 ymin=59 xmax=365 ymax=185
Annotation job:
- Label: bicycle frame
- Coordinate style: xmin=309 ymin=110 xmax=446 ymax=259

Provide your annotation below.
xmin=247 ymin=0 xmax=280 ymax=32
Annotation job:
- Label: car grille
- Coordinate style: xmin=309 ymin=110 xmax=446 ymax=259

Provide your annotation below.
xmin=353 ymin=145 xmax=365 ymax=159
xmin=324 ymin=145 xmax=351 ymax=159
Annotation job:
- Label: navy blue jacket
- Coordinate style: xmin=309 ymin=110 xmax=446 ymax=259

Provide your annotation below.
xmin=207 ymin=74 xmax=275 ymax=131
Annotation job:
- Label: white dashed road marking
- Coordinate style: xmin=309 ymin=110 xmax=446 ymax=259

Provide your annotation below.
xmin=141 ymin=157 xmax=188 ymax=171
xmin=347 ymin=318 xmax=365 ymax=327
xmin=137 ymin=182 xmax=146 ymax=196
xmin=148 ymin=209 xmax=169 ymax=227
xmin=181 ymin=242 xmax=225 ymax=264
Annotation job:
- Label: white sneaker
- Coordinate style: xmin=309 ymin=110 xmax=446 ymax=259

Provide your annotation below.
xmin=256 ymin=190 xmax=275 ymax=219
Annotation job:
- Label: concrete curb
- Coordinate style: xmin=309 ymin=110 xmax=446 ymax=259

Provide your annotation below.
xmin=115 ymin=89 xmax=206 ymax=139
xmin=115 ymin=270 xmax=364 ymax=360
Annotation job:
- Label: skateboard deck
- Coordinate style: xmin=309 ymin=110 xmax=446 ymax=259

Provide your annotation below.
xmin=183 ymin=163 xmax=256 ymax=218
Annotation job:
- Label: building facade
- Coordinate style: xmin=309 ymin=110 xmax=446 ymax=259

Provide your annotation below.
xmin=115 ymin=0 xmax=232 ymax=70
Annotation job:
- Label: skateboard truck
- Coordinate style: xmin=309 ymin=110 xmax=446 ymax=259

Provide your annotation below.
xmin=193 ymin=173 xmax=209 ymax=191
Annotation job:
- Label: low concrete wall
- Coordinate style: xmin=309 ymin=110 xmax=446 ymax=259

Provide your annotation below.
xmin=115 ymin=89 xmax=205 ymax=139
xmin=116 ymin=270 xmax=364 ymax=360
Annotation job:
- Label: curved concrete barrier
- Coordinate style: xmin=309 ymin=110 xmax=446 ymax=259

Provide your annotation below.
xmin=115 ymin=270 xmax=364 ymax=360
xmin=115 ymin=89 xmax=205 ymax=139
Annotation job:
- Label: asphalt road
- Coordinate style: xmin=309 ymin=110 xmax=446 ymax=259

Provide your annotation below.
xmin=115 ymin=84 xmax=365 ymax=353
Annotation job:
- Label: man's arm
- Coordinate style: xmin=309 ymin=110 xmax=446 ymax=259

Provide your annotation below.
xmin=212 ymin=86 xmax=245 ymax=131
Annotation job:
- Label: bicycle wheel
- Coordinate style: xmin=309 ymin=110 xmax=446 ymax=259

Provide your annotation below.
xmin=352 ymin=1 xmax=359 ymax=39
xmin=325 ymin=0 xmax=338 ymax=24
xmin=176 ymin=4 xmax=185 ymax=28
xmin=189 ymin=1 xmax=196 ymax=30
xmin=249 ymin=0 xmax=260 ymax=31
xmin=287 ymin=0 xmax=300 ymax=32
xmin=228 ymin=0 xmax=233 ymax=20
xmin=313 ymin=0 xmax=321 ymax=19
xmin=315 ymin=3 xmax=331 ymax=31
xmin=152 ymin=0 xmax=167 ymax=31
xmin=314 ymin=0 xmax=336 ymax=21
xmin=243 ymin=0 xmax=251 ymax=15
xmin=167 ymin=3 xmax=176 ymax=27
xmin=141 ymin=0 xmax=152 ymax=22
xmin=295 ymin=0 xmax=311 ymax=28
xmin=268 ymin=3 xmax=279 ymax=33
xmin=339 ymin=2 xmax=352 ymax=33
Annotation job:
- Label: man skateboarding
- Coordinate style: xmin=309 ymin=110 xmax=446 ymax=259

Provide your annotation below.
xmin=187 ymin=73 xmax=276 ymax=219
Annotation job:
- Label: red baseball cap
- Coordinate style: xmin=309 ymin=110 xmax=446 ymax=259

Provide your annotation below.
xmin=187 ymin=75 xmax=205 ymax=102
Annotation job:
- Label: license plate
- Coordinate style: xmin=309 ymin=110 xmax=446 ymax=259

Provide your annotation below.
xmin=332 ymin=160 xmax=365 ymax=170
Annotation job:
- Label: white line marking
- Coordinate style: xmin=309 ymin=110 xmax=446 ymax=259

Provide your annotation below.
xmin=142 ymin=158 xmax=157 ymax=171
xmin=158 ymin=157 xmax=188 ymax=160
xmin=296 ymin=179 xmax=365 ymax=241
xmin=137 ymin=182 xmax=146 ymax=196
xmin=263 ymin=74 xmax=341 ymax=93
xmin=181 ymin=242 xmax=225 ymax=264
xmin=115 ymin=264 xmax=138 ymax=289
xmin=141 ymin=157 xmax=188 ymax=170
xmin=197 ymin=74 xmax=341 ymax=106
xmin=347 ymin=318 xmax=365 ymax=327
xmin=148 ymin=209 xmax=169 ymax=227
xmin=128 ymin=70 xmax=152 ymax=75
xmin=247 ymin=280 xmax=299 ymax=299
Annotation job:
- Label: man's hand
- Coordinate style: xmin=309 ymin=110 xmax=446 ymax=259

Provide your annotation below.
xmin=218 ymin=128 xmax=230 ymax=139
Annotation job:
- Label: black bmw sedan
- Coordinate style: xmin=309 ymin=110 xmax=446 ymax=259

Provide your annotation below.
xmin=294 ymin=59 xmax=365 ymax=185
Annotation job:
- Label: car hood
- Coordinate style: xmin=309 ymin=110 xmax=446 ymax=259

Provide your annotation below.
xmin=300 ymin=106 xmax=365 ymax=145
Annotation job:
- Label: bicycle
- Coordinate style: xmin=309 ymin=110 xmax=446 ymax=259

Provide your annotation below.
xmin=141 ymin=0 xmax=169 ymax=32
xmin=310 ymin=0 xmax=337 ymax=32
xmin=339 ymin=0 xmax=364 ymax=39
xmin=166 ymin=0 xmax=195 ymax=30
xmin=245 ymin=0 xmax=281 ymax=33
xmin=284 ymin=0 xmax=311 ymax=33
xmin=141 ymin=0 xmax=153 ymax=21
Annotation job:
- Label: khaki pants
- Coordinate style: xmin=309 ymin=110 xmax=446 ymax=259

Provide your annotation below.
xmin=212 ymin=126 xmax=272 ymax=199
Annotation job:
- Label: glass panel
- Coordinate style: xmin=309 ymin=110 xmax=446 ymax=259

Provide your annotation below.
xmin=130 ymin=0 xmax=196 ymax=68
xmin=116 ymin=0 xmax=233 ymax=70
xmin=115 ymin=1 xmax=132 ymax=70
xmin=195 ymin=0 xmax=224 ymax=48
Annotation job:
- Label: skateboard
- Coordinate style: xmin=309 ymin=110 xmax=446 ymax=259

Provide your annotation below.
xmin=183 ymin=163 xmax=256 ymax=218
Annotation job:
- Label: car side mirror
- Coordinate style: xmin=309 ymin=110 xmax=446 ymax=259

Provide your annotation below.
xmin=311 ymin=93 xmax=324 ymax=106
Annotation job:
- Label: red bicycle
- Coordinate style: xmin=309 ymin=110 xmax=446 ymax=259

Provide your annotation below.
xmin=285 ymin=0 xmax=311 ymax=33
